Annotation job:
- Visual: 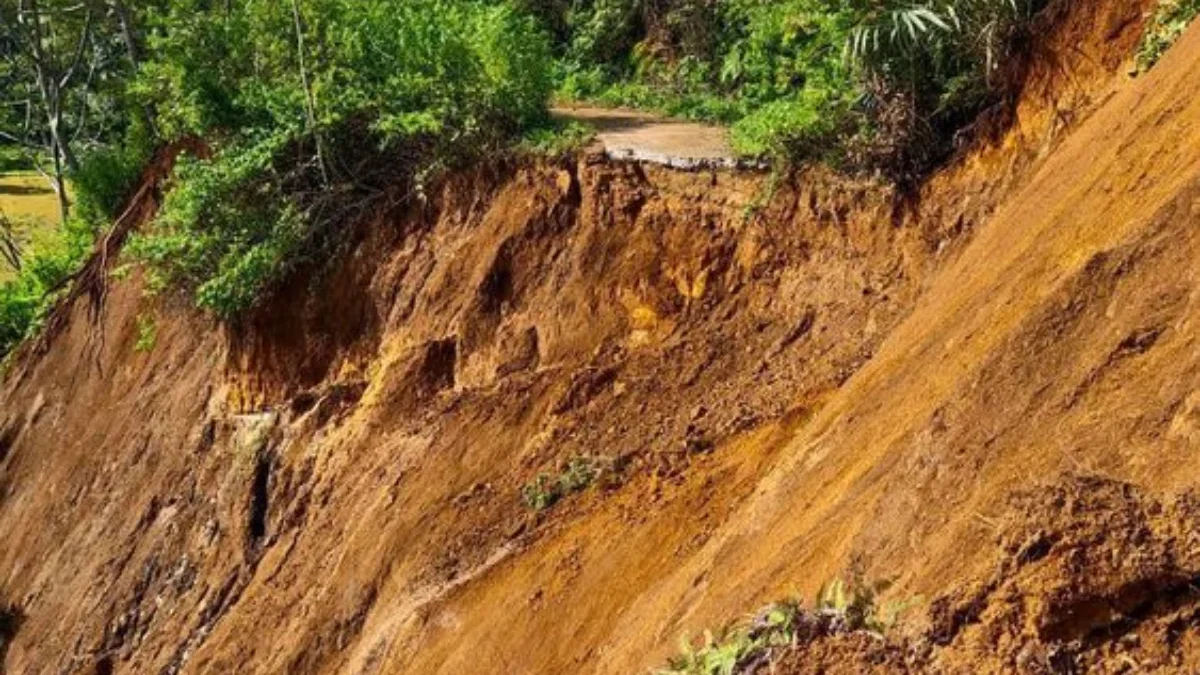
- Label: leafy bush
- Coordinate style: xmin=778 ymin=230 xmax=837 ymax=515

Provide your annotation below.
xmin=520 ymin=454 xmax=618 ymax=511
xmin=126 ymin=134 xmax=301 ymax=317
xmin=0 ymin=245 xmax=77 ymax=358
xmin=128 ymin=0 xmax=555 ymax=318
xmin=0 ymin=138 xmax=152 ymax=361
xmin=134 ymin=313 xmax=158 ymax=353
xmin=521 ymin=474 xmax=563 ymax=511
xmin=551 ymin=0 xmax=1047 ymax=178
xmin=0 ymin=146 xmax=32 ymax=173
xmin=1136 ymin=0 xmax=1200 ymax=70
xmin=661 ymin=576 xmax=917 ymax=675
xmin=70 ymin=123 xmax=155 ymax=229
xmin=729 ymin=88 xmax=855 ymax=160
xmin=518 ymin=118 xmax=596 ymax=155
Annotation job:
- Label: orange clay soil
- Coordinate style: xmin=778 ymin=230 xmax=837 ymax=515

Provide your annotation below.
xmin=1 ymin=2 xmax=1197 ymax=674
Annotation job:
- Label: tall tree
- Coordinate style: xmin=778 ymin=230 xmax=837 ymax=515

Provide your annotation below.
xmin=0 ymin=0 xmax=135 ymax=222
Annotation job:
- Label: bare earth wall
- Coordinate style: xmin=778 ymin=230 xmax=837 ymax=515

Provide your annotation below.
xmin=4 ymin=2 xmax=1198 ymax=674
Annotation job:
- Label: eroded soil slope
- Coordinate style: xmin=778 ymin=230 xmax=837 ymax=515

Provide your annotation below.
xmin=1 ymin=2 xmax=1195 ymax=674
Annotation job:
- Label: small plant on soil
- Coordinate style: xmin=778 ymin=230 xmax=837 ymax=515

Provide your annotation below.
xmin=134 ymin=313 xmax=158 ymax=353
xmin=814 ymin=577 xmax=916 ymax=635
xmin=659 ymin=576 xmax=916 ymax=675
xmin=520 ymin=454 xmax=620 ymax=511
xmin=1136 ymin=0 xmax=1200 ymax=71
xmin=663 ymin=600 xmax=806 ymax=675
xmin=521 ymin=473 xmax=562 ymax=511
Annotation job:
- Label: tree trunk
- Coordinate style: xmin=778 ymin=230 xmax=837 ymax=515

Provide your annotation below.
xmin=0 ymin=212 xmax=23 ymax=273
xmin=110 ymin=0 xmax=140 ymax=67
xmin=291 ymin=0 xmax=329 ymax=184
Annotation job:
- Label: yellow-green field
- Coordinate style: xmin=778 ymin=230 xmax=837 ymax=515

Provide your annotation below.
xmin=0 ymin=172 xmax=64 ymax=282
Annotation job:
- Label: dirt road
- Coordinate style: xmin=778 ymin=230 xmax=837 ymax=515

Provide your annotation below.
xmin=551 ymin=106 xmax=740 ymax=168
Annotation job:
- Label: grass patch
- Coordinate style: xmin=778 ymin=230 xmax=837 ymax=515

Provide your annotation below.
xmin=0 ymin=172 xmax=68 ymax=285
xmin=518 ymin=117 xmax=596 ymax=157
xmin=0 ymin=173 xmax=62 ymax=224
xmin=520 ymin=454 xmax=623 ymax=511
xmin=660 ymin=576 xmax=917 ymax=675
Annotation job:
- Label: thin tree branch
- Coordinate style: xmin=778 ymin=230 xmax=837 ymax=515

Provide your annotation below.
xmin=58 ymin=7 xmax=93 ymax=90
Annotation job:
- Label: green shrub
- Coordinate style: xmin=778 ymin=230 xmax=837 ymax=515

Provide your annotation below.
xmin=126 ymin=133 xmax=301 ymax=318
xmin=1136 ymin=0 xmax=1200 ymax=70
xmin=520 ymin=454 xmax=618 ymax=511
xmin=660 ymin=576 xmax=917 ymax=675
xmin=521 ymin=474 xmax=563 ymax=511
xmin=128 ymin=0 xmax=555 ymax=319
xmin=814 ymin=577 xmax=915 ymax=634
xmin=730 ymin=89 xmax=855 ymax=160
xmin=71 ymin=123 xmax=155 ymax=228
xmin=664 ymin=601 xmax=805 ymax=675
xmin=0 ymin=246 xmax=76 ymax=358
xmin=0 ymin=146 xmax=32 ymax=172
xmin=551 ymin=0 xmax=1047 ymax=178
xmin=518 ymin=118 xmax=596 ymax=155
xmin=134 ymin=313 xmax=158 ymax=353
xmin=564 ymin=0 xmax=643 ymax=70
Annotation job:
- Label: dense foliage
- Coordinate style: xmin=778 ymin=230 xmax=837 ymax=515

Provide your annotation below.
xmin=6 ymin=0 xmax=1182 ymax=359
xmin=546 ymin=0 xmax=1047 ymax=175
xmin=1 ymin=0 xmax=555 ymax=347
xmin=0 ymin=215 xmax=95 ymax=357
xmin=1137 ymin=0 xmax=1200 ymax=70
xmin=125 ymin=0 xmax=554 ymax=318
xmin=0 ymin=0 xmax=152 ymax=360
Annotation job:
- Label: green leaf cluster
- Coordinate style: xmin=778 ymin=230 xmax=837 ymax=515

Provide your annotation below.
xmin=127 ymin=0 xmax=555 ymax=318
xmin=1136 ymin=0 xmax=1200 ymax=71
xmin=544 ymin=0 xmax=1045 ymax=176
xmin=663 ymin=601 xmax=806 ymax=675
xmin=520 ymin=454 xmax=618 ymax=511
xmin=0 ymin=216 xmax=96 ymax=361
xmin=660 ymin=577 xmax=919 ymax=675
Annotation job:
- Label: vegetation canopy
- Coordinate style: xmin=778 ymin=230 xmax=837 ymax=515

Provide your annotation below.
xmin=125 ymin=0 xmax=554 ymax=318
xmin=543 ymin=0 xmax=1051 ymax=177
xmin=1 ymin=0 xmax=1197 ymax=359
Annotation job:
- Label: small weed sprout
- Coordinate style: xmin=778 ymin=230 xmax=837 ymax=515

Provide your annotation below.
xmin=663 ymin=601 xmax=805 ymax=675
xmin=135 ymin=313 xmax=157 ymax=353
xmin=520 ymin=454 xmax=621 ymax=511
xmin=521 ymin=473 xmax=562 ymax=511
xmin=559 ymin=455 xmax=599 ymax=492
xmin=660 ymin=577 xmax=918 ymax=675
